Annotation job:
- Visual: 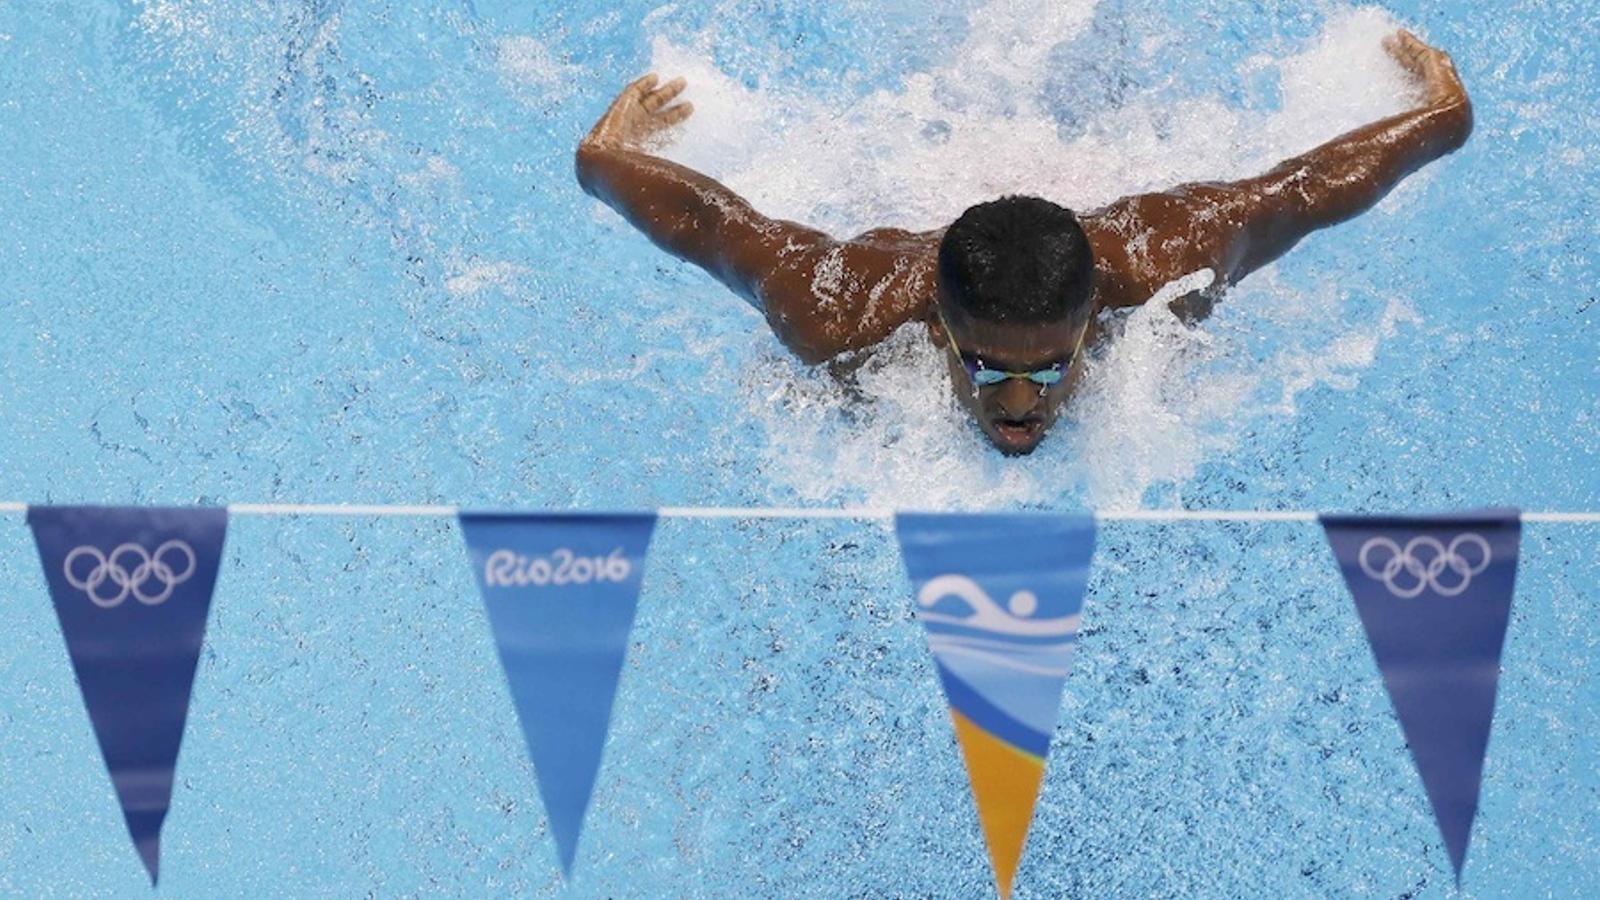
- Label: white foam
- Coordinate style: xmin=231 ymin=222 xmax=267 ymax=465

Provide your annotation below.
xmin=643 ymin=1 xmax=1425 ymax=508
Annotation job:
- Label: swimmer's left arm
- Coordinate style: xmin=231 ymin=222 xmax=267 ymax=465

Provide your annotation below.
xmin=1220 ymin=30 xmax=1473 ymax=281
xmin=1097 ymin=30 xmax=1473 ymax=305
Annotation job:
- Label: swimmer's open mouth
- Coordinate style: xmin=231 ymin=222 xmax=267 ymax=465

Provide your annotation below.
xmin=992 ymin=417 xmax=1044 ymax=447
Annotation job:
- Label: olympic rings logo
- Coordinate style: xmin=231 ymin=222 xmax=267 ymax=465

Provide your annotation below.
xmin=1357 ymin=533 xmax=1492 ymax=598
xmin=62 ymin=541 xmax=197 ymax=608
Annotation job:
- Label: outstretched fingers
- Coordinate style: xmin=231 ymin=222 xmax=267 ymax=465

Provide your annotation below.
xmin=1384 ymin=30 xmax=1416 ymax=58
xmin=627 ymin=73 xmax=660 ymax=98
xmin=638 ymin=75 xmax=692 ymax=129
xmin=641 ymin=76 xmax=688 ymax=113
xmin=1386 ymin=30 xmax=1438 ymax=81
xmin=587 ymin=73 xmax=693 ymax=150
xmin=658 ymin=101 xmax=694 ymax=126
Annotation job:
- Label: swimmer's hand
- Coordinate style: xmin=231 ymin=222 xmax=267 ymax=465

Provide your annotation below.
xmin=1384 ymin=30 xmax=1469 ymax=112
xmin=581 ymin=74 xmax=694 ymax=153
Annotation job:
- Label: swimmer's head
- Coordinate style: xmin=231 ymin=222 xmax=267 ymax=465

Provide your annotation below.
xmin=932 ymin=196 xmax=1095 ymax=455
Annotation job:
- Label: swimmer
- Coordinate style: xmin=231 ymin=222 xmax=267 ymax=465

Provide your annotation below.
xmin=576 ymin=30 xmax=1472 ymax=455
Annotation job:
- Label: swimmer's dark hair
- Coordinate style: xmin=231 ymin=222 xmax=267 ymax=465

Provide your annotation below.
xmin=937 ymin=196 xmax=1095 ymax=324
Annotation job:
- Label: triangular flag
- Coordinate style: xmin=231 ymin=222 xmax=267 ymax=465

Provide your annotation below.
xmin=895 ymin=512 xmax=1095 ymax=899
xmin=1321 ymin=510 xmax=1520 ymax=883
xmin=27 ymin=505 xmax=228 ymax=885
xmin=458 ymin=511 xmax=657 ymax=878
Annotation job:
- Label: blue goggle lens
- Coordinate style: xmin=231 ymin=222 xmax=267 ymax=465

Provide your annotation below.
xmin=968 ymin=365 xmax=1063 ymax=387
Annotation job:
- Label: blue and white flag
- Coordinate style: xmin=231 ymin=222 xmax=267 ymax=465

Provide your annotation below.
xmin=26 ymin=505 xmax=228 ymax=885
xmin=895 ymin=513 xmax=1095 ymax=900
xmin=1321 ymin=510 xmax=1521 ymax=883
xmin=458 ymin=511 xmax=657 ymax=878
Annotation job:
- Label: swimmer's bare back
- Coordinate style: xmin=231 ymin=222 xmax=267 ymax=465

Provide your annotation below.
xmin=575 ymin=30 xmax=1472 ymax=365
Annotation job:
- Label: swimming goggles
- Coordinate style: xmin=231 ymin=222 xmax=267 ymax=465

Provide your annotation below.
xmin=938 ymin=311 xmax=1086 ymax=393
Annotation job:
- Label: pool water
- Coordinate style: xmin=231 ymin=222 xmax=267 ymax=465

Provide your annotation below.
xmin=0 ymin=0 xmax=1595 ymax=896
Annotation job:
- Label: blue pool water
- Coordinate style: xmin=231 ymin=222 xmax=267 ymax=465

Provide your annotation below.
xmin=1 ymin=0 xmax=1596 ymax=895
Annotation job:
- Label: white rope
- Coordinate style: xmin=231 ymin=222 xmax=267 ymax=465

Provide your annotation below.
xmin=229 ymin=503 xmax=459 ymax=517
xmin=1096 ymin=509 xmax=1317 ymax=522
xmin=0 ymin=501 xmax=1594 ymax=522
xmin=660 ymin=506 xmax=891 ymax=520
xmin=1522 ymin=512 xmax=1600 ymax=523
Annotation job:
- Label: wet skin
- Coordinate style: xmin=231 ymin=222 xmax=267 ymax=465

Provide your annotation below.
xmin=932 ymin=311 xmax=1091 ymax=454
xmin=575 ymin=30 xmax=1473 ymax=455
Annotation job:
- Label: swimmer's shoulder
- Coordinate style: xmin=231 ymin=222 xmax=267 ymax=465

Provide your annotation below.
xmin=843 ymin=227 xmax=944 ymax=318
xmin=849 ymin=226 xmax=943 ymax=254
xmin=1079 ymin=202 xmax=1167 ymax=310
xmin=1080 ymin=192 xmax=1235 ymax=310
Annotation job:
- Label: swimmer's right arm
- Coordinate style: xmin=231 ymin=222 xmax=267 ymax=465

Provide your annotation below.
xmin=576 ymin=75 xmax=933 ymax=364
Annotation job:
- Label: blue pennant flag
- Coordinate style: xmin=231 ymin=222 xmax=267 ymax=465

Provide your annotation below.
xmin=895 ymin=513 xmax=1095 ymax=900
xmin=26 ymin=505 xmax=228 ymax=886
xmin=1321 ymin=510 xmax=1521 ymax=883
xmin=458 ymin=511 xmax=657 ymax=878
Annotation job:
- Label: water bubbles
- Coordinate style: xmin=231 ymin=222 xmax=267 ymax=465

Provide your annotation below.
xmin=647 ymin=0 xmax=1419 ymax=509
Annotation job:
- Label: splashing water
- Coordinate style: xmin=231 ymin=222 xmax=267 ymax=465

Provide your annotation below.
xmin=126 ymin=0 xmax=1435 ymax=511
xmin=645 ymin=2 xmax=1426 ymax=509
xmin=4 ymin=0 xmax=1596 ymax=895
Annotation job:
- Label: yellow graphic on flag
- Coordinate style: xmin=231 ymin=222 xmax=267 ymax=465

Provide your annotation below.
xmin=951 ymin=709 xmax=1047 ymax=899
xmin=895 ymin=513 xmax=1094 ymax=898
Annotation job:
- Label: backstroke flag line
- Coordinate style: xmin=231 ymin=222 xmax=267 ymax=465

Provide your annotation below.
xmin=1321 ymin=510 xmax=1521 ymax=884
xmin=26 ymin=505 xmax=228 ymax=886
xmin=458 ymin=512 xmax=658 ymax=878
xmin=895 ymin=513 xmax=1096 ymax=900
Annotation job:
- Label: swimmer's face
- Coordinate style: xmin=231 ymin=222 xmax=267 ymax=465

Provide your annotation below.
xmin=931 ymin=309 xmax=1091 ymax=455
